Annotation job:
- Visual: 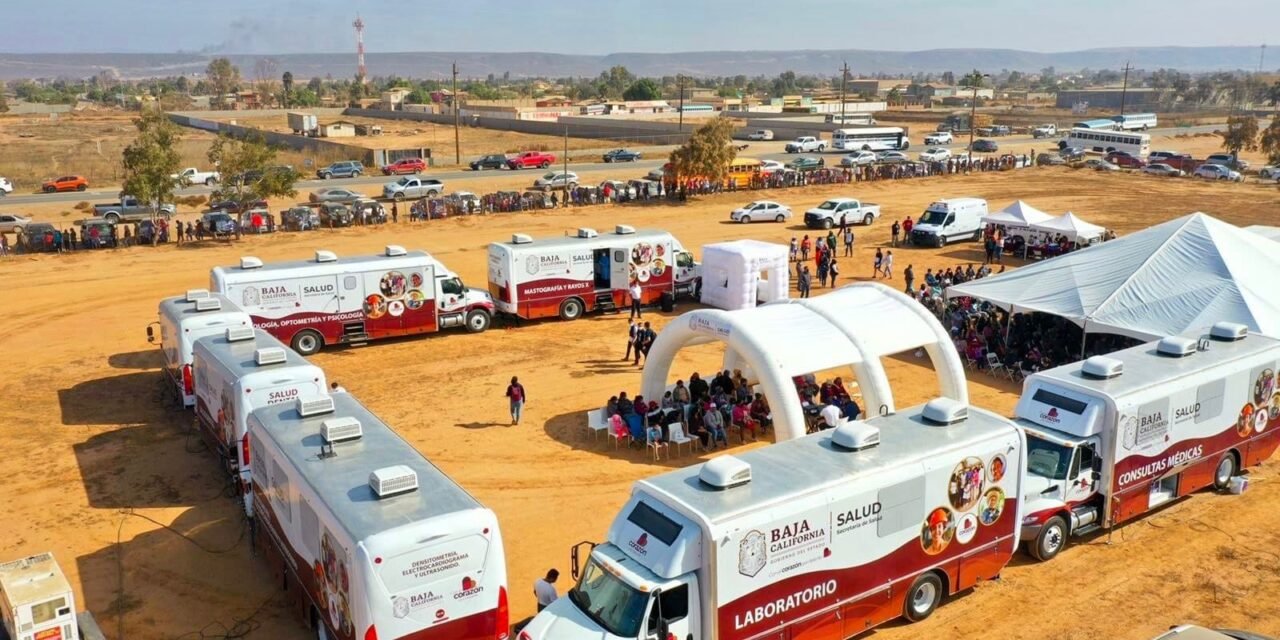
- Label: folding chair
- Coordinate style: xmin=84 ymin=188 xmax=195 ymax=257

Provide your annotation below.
xmin=607 ymin=414 xmax=631 ymax=449
xmin=646 ymin=431 xmax=668 ymax=461
xmin=985 ymin=352 xmax=1013 ymax=380
xmin=586 ymin=409 xmax=609 ymax=440
xmin=667 ymin=423 xmax=693 ymax=457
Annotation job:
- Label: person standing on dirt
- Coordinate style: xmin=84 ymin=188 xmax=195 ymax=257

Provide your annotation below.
xmin=891 ymin=220 xmax=901 ymax=247
xmin=843 ymin=227 xmax=854 ymax=257
xmin=628 ymin=280 xmax=643 ymax=319
xmin=534 ymin=569 xmax=559 ymax=612
xmin=391 ymin=201 xmax=399 ymax=224
xmin=623 ymin=319 xmax=638 ymax=361
xmin=175 ymin=220 xmax=183 ymax=246
xmin=639 ymin=322 xmax=657 ymax=367
xmin=798 ymin=265 xmax=812 ymax=298
xmin=506 ymin=376 xmax=526 ymax=425
xmin=883 ymin=250 xmax=895 ymax=279
xmin=905 ymin=264 xmax=916 ymax=294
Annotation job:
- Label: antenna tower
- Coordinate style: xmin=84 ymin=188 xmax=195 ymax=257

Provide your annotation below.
xmin=353 ymin=15 xmax=367 ymax=84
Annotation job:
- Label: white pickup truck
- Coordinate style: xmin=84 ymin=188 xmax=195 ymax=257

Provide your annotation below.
xmin=171 ymin=167 xmax=220 ymax=186
xmin=1031 ymin=124 xmax=1058 ymax=138
xmin=804 ymin=197 xmax=881 ymax=228
xmin=785 ymin=136 xmax=826 ymax=153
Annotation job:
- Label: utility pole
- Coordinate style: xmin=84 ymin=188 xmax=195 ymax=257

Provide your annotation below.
xmin=677 ymin=75 xmax=685 ymax=131
xmin=966 ymin=73 xmax=984 ymax=173
xmin=563 ymin=126 xmax=570 ymax=208
xmin=452 ymin=62 xmax=460 ymax=165
xmin=839 ymin=60 xmax=849 ymax=125
xmin=1118 ymin=62 xmax=1133 ymax=116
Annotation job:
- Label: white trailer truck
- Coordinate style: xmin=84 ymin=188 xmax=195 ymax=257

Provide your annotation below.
xmin=148 ymin=289 xmax=252 ymax=408
xmin=519 ymin=398 xmax=1026 ymax=640
xmin=1016 ymin=323 xmax=1280 ymax=561
xmin=249 ymin=393 xmax=510 ymax=640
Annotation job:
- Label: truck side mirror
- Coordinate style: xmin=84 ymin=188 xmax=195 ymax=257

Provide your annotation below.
xmin=146 ymin=326 xmax=155 ymax=342
xmin=1091 ymin=470 xmax=1101 ymax=483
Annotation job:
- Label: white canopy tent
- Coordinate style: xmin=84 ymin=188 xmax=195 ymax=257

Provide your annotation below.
xmin=1245 ymin=225 xmax=1280 ymax=243
xmin=641 ymin=283 xmax=967 ymax=441
xmin=946 ymin=212 xmax=1280 ymax=341
xmin=1030 ymin=211 xmax=1106 ymax=244
xmin=981 ymin=200 xmax=1054 ymax=236
xmin=698 ymin=240 xmax=790 ymax=311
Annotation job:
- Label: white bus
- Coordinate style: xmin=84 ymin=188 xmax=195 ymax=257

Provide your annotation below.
xmin=832 ymin=127 xmax=910 ymax=152
xmin=1061 ymin=127 xmax=1150 ymax=157
xmin=1110 ymin=112 xmax=1157 ymax=131
xmin=824 ymin=112 xmax=877 ymax=126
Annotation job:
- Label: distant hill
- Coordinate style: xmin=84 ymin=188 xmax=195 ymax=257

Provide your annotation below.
xmin=0 ymin=47 xmax=1268 ymax=81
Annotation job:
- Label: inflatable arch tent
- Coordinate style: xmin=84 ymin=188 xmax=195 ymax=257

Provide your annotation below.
xmin=640 ymin=282 xmax=968 ymax=441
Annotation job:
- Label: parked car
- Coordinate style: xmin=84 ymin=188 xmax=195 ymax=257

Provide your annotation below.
xmin=970 ymin=139 xmax=999 ymax=153
xmin=80 ymin=219 xmax=118 ymax=248
xmin=1059 ymin=146 xmax=1086 ymax=162
xmin=599 ymin=180 xmax=636 ymax=200
xmin=1204 ymin=153 xmax=1250 ymax=171
xmin=1259 ymin=165 xmax=1280 ymax=180
xmin=787 ymin=156 xmax=825 ymax=171
xmin=804 ymin=197 xmax=881 ymax=228
xmin=1152 ymin=625 xmax=1276 ymax=640
xmin=935 ymin=123 xmax=953 ymax=132
xmin=281 ymin=206 xmax=320 ymax=231
xmin=730 ymin=200 xmax=792 ymax=224
xmin=199 ymin=211 xmax=237 ymax=236
xmin=1142 ymin=163 xmax=1184 ymax=177
xmin=746 ymin=129 xmax=774 ymax=141
xmin=470 ymin=154 xmax=508 ymax=171
xmin=1036 ymin=153 xmax=1066 ymax=166
xmin=923 ymin=131 xmax=953 ymax=145
xmin=645 ymin=166 xmax=666 ymax=181
xmin=445 ymin=191 xmax=482 ymax=211
xmin=0 ymin=176 xmax=12 ymax=196
xmin=1031 ymin=124 xmax=1058 ymax=138
xmin=1194 ymin=164 xmax=1243 ymax=182
xmin=318 ymin=202 xmax=355 ymax=227
xmin=316 ymin=161 xmax=364 ymax=179
xmin=991 ymin=124 xmax=1011 ymax=136
xmin=1148 ymin=150 xmax=1180 ymax=163
xmin=170 ymin=167 xmax=220 ymax=186
xmin=785 ymin=136 xmax=825 ymax=153
xmin=507 ymin=151 xmax=556 ymax=170
xmin=0 ymin=213 xmax=32 ymax=233
xmin=602 ymin=149 xmax=642 ymax=163
xmin=380 ymin=157 xmax=426 ymax=175
xmin=1105 ymin=150 xmax=1147 ymax=168
xmin=534 ymin=171 xmax=579 ymax=190
xmin=308 ymin=187 xmax=363 ymax=203
xmin=919 ymin=148 xmax=951 ymax=162
xmin=42 ymin=175 xmax=88 ymax=193
xmin=876 ymin=151 xmax=911 ymax=164
xmin=22 ymin=222 xmax=60 ymax=251
xmin=136 ymin=218 xmax=169 ymax=243
xmin=92 ymin=195 xmax=176 ymax=223
xmin=759 ymin=159 xmax=785 ymax=174
xmin=1084 ymin=158 xmax=1120 ymax=171
xmin=383 ymin=176 xmax=444 ymax=200
xmin=840 ymin=151 xmax=877 ymax=167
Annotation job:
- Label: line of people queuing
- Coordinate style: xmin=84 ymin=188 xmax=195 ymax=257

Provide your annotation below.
xmin=603 ymin=369 xmax=773 ymax=453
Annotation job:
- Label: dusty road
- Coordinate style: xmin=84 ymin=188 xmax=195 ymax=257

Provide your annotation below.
xmin=2 ymin=167 xmax=1280 ymax=639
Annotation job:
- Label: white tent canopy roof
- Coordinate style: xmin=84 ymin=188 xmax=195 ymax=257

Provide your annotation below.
xmin=946 ymin=213 xmax=1280 ymax=340
xmin=1030 ymin=211 xmax=1106 ymax=241
xmin=1244 ymin=225 xmax=1280 ymax=243
xmin=981 ymin=200 xmax=1054 ymax=228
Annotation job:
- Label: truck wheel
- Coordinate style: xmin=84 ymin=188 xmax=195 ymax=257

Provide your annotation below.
xmin=104 ymin=212 xmax=121 ymax=224
xmin=320 ymin=172 xmax=330 ymax=180
xmin=44 ymin=186 xmax=56 ymax=193
xmin=1213 ymin=453 xmax=1238 ymax=491
xmin=540 ymin=161 xmax=550 ymax=169
xmin=972 ymin=229 xmax=982 ymax=241
xmin=465 ymin=310 xmax=492 ymax=333
xmin=775 ymin=214 xmax=787 ymax=223
xmin=1032 ymin=516 xmax=1067 ymax=562
xmin=903 ymin=573 xmax=943 ymax=622
xmin=937 ymin=235 xmax=948 ymax=247
xmin=862 ymin=214 xmax=873 ymax=226
xmin=77 ymin=184 xmax=87 ymax=191
xmin=394 ymin=192 xmax=405 ymax=201
xmin=559 ymin=298 xmax=585 ymax=321
xmin=205 ymin=177 xmax=217 ymax=186
xmin=291 ymin=330 xmax=324 ymax=356
xmin=821 ymin=218 xmax=833 ymax=230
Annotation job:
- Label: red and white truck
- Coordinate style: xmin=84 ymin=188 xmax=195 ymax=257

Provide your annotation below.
xmin=148 ymin=289 xmax=251 ymax=408
xmin=249 ymin=392 xmax=510 ymax=640
xmin=487 ymin=226 xmax=700 ymax=321
xmin=1016 ymin=322 xmax=1280 ymax=561
xmin=506 ymin=151 xmax=556 ymax=170
xmin=192 ymin=327 xmax=327 ymax=513
xmin=519 ymin=398 xmax=1025 ymax=640
xmin=210 ymin=245 xmax=494 ymax=355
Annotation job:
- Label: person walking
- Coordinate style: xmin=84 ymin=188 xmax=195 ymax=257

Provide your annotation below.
xmin=883 ymin=250 xmax=895 ymax=279
xmin=638 ymin=321 xmax=656 ymax=367
xmin=623 ymin=319 xmax=638 ymax=361
xmin=175 ymin=220 xmax=183 ymax=246
xmin=904 ymin=264 xmax=915 ymax=294
xmin=873 ymin=248 xmax=884 ymax=279
xmin=891 ymin=220 xmax=901 ymax=247
xmin=829 ymin=259 xmax=840 ymax=285
xmin=628 ymin=280 xmax=643 ymax=319
xmin=0 ymin=233 xmax=8 ymax=258
xmin=534 ymin=569 xmax=560 ymax=612
xmin=789 ymin=236 xmax=798 ymax=262
xmin=842 ymin=226 xmax=854 ymax=257
xmin=798 ymin=266 xmax=812 ymax=298
xmin=800 ymin=235 xmax=811 ymax=262
xmin=505 ymin=376 xmax=526 ymax=425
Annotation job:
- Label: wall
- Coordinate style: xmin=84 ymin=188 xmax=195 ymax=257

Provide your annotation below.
xmin=167 ymin=111 xmax=379 ymax=165
xmin=343 ymin=108 xmax=696 ymax=145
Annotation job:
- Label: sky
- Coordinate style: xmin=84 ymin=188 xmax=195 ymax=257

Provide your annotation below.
xmin=0 ymin=0 xmax=1275 ymax=55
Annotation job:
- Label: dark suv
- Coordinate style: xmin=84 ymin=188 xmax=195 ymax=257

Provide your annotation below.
xmin=470 ymin=154 xmax=508 ymax=171
xmin=317 ymin=161 xmax=364 ymax=179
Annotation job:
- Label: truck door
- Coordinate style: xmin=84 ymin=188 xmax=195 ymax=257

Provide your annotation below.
xmin=647 ymin=581 xmax=700 ymax=640
xmin=1066 ymin=442 xmax=1101 ymax=505
xmin=610 ymin=246 xmax=631 ymax=291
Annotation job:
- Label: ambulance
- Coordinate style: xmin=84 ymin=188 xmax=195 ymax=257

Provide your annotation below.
xmin=210 ymin=245 xmax=494 ymax=355
xmin=1016 ymin=322 xmax=1280 ymax=561
xmin=519 ymin=398 xmax=1025 ymax=640
xmin=191 ymin=327 xmax=327 ymax=513
xmin=249 ymin=393 xmax=510 ymax=640
xmin=147 ymin=289 xmax=252 ymax=408
xmin=487 ymin=225 xmax=699 ymax=321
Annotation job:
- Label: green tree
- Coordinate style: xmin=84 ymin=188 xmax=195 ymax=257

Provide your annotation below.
xmin=1269 ymin=81 xmax=1280 ymax=106
xmin=886 ymin=87 xmax=903 ymax=105
xmin=622 ymin=78 xmax=661 ymax=102
xmin=0 ymin=87 xmax=7 ymax=114
xmin=667 ymin=117 xmax=737 ymax=192
xmin=206 ymin=133 xmax=299 ymax=209
xmin=206 ymin=58 xmax=240 ymax=109
xmin=290 ymin=88 xmax=320 ymax=107
xmin=717 ymin=86 xmax=739 ymax=98
xmin=1259 ymin=117 xmax=1280 ymax=165
xmin=599 ymin=65 xmax=635 ymax=99
xmin=121 ymin=110 xmax=183 ymax=221
xmin=281 ymin=71 xmax=294 ymax=108
xmin=1220 ymin=115 xmax=1260 ymax=156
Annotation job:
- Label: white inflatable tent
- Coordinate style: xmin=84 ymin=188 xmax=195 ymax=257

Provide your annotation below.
xmin=698 ymin=239 xmax=790 ymax=311
xmin=641 ymin=282 xmax=968 ymax=441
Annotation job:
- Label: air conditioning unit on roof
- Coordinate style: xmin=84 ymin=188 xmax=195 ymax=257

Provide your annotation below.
xmin=195 ymin=298 xmax=223 ymax=312
xmin=225 ymin=326 xmax=255 ymax=342
xmin=511 ymin=233 xmax=533 ymax=244
xmin=315 ymin=250 xmax=337 ymax=263
xmin=577 ymin=227 xmax=598 ymax=239
xmin=185 ymin=289 xmax=210 ymax=302
xmin=922 ymin=397 xmax=968 ymax=425
xmin=321 ymin=416 xmax=363 ymax=443
xmin=370 ymin=465 xmax=419 ymax=498
xmin=385 ymin=245 xmax=407 ymax=257
xmin=614 ymin=225 xmax=636 ymax=235
xmin=240 ymin=257 xmax=264 ymax=269
xmin=297 ymin=395 xmax=336 ymax=417
xmin=1157 ymin=336 xmax=1197 ymax=357
xmin=254 ymin=347 xmax=287 ymax=366
xmin=699 ymin=455 xmax=751 ymax=489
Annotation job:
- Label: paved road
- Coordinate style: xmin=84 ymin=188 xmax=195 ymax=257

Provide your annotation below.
xmin=0 ymin=123 xmax=1233 ymax=208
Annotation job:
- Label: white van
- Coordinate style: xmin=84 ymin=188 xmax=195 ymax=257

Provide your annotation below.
xmin=910 ymin=198 xmax=989 ymax=247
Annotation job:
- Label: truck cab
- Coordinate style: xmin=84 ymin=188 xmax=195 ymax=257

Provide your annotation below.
xmin=520 ymin=495 xmax=705 ymax=640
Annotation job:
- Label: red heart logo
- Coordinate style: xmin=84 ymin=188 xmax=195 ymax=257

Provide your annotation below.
xmin=462 ymin=576 xmax=475 ymax=590
xmin=823 ymin=547 xmax=832 ymax=558
xmin=435 ymin=609 xmax=445 ymax=619
xmin=637 ymin=533 xmax=649 ymax=547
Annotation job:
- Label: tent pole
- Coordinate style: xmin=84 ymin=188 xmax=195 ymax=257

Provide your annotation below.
xmin=1080 ymin=320 xmax=1088 ymax=359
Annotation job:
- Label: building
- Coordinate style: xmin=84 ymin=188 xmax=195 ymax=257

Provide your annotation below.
xmin=535 ymin=96 xmax=573 ymax=108
xmin=1055 ymin=88 xmax=1165 ymax=110
xmin=909 ymin=83 xmax=958 ymax=99
xmin=320 ymin=121 xmax=356 ymax=138
xmin=847 ymin=78 xmax=911 ymax=97
xmin=381 ymin=88 xmax=411 ymax=111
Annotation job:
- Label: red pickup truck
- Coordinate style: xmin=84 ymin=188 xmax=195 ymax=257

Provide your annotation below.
xmin=506 ymin=151 xmax=556 ymax=170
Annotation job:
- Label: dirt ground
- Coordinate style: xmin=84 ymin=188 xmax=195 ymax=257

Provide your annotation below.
xmin=3 ymin=168 xmax=1280 ymax=640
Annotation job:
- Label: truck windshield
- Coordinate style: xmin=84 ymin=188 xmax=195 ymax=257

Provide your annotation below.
xmin=1026 ymin=433 xmax=1074 ymax=480
xmin=816 ymin=200 xmax=840 ymax=210
xmin=568 ymin=557 xmax=648 ymax=637
xmin=919 ymin=210 xmax=948 ymax=225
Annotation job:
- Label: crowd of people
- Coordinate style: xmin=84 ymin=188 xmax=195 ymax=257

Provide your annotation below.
xmin=603 ymin=369 xmax=773 ymax=453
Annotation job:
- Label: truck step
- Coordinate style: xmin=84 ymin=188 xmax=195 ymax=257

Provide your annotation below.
xmin=594 ymin=294 xmax=620 ymax=314
xmin=1072 ymin=523 xmax=1102 ymax=537
xmin=341 ymin=334 xmax=370 ymax=344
